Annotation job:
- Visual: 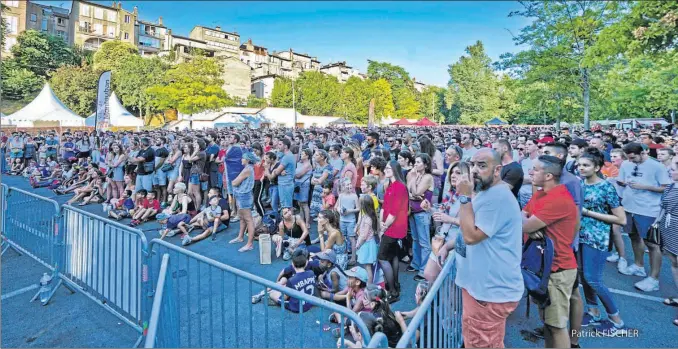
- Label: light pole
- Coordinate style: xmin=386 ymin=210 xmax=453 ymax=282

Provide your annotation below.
xmin=292 ymin=78 xmax=296 ymax=129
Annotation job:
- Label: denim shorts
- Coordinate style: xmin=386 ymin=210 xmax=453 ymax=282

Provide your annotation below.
xmin=154 ymin=169 xmax=168 ymax=186
xmin=340 ymin=220 xmax=357 ymax=238
xmin=278 ymin=184 xmax=294 ymax=209
xmin=624 ymin=212 xmax=655 ymax=239
xmin=189 ymin=173 xmax=200 ymax=185
xmin=235 ymin=192 xmax=253 ymax=210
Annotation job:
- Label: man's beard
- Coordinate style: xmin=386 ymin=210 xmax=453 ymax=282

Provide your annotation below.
xmin=473 ymin=174 xmax=493 ymax=192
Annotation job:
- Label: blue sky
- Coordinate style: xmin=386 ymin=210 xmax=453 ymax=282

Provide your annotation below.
xmin=42 ymin=1 xmax=530 ymax=86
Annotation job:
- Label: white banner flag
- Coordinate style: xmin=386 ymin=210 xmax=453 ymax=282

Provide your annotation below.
xmin=96 ymin=71 xmax=112 ymax=130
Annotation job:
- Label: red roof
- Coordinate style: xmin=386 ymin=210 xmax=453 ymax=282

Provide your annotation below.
xmin=413 ymin=117 xmax=438 ymax=126
xmin=390 ymin=118 xmax=412 ymax=126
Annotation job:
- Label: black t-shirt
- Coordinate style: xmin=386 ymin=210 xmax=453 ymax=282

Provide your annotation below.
xmin=136 ymin=147 xmax=156 ymax=175
xmin=218 ymin=198 xmax=231 ymax=214
xmin=155 ymin=146 xmax=169 ymax=159
xmin=281 ymin=259 xmax=324 ymax=280
xmin=500 ymin=161 xmax=524 ymax=198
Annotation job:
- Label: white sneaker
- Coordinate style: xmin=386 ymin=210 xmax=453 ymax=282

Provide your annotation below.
xmin=181 ymin=235 xmax=192 ymax=246
xmin=311 ymin=237 xmax=320 ymax=245
xmin=620 ymin=263 xmax=646 ymax=277
xmin=617 ymin=258 xmax=628 ymax=273
xmin=230 ymin=216 xmax=240 ymax=223
xmin=634 ymin=277 xmax=659 ymax=292
xmin=606 ymin=252 xmax=619 ymax=263
xmin=166 ymin=229 xmax=178 ymax=237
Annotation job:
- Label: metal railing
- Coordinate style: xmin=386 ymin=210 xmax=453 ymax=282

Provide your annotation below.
xmin=146 ymin=238 xmax=372 ymax=348
xmin=366 ymin=332 xmax=389 ymax=348
xmin=395 ymin=255 xmax=463 ymax=348
xmin=145 ymin=253 xmax=179 ymax=348
xmin=60 ymin=205 xmax=150 ymax=342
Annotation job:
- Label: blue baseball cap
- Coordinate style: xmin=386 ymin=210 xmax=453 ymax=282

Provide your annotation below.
xmin=344 ymin=266 xmax=368 ymax=283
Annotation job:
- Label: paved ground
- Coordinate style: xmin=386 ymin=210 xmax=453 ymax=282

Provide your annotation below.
xmin=2 ymin=175 xmax=677 ymax=347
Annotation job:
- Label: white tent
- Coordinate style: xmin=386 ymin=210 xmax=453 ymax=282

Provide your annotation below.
xmin=7 ymin=83 xmax=85 ymax=127
xmin=85 ymin=92 xmax=144 ymax=129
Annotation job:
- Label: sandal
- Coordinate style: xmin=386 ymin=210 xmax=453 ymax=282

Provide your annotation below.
xmin=663 ymin=297 xmax=678 ymax=307
xmin=229 ymin=238 xmax=244 ymax=244
xmin=238 ymin=245 xmax=254 ymax=252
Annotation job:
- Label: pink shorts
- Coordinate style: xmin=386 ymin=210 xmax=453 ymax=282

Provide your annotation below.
xmin=461 ymin=288 xmax=519 ymax=348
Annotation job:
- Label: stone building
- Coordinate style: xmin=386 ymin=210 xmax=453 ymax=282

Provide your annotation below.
xmin=1 ymin=0 xmax=27 ymax=52
xmin=319 ymin=61 xmax=363 ymax=83
xmin=136 ymin=17 xmax=167 ymax=56
xmin=218 ymin=54 xmax=252 ymax=102
xmin=69 ymin=0 xmax=137 ymax=51
xmin=25 ymin=2 xmax=71 ymax=45
xmin=189 ymin=25 xmax=240 ymax=59
xmin=251 ymin=74 xmax=276 ymax=100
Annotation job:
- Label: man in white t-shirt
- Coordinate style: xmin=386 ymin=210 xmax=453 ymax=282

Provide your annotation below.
xmin=454 ymin=148 xmax=523 ymax=348
xmin=618 ymin=143 xmax=671 ymax=292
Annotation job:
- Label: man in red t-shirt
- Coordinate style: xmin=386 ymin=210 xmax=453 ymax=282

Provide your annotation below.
xmin=522 ymin=155 xmax=578 ymax=349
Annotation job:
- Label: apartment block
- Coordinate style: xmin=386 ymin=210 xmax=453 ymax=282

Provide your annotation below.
xmin=26 ymin=2 xmax=71 ymax=45
xmin=1 ymin=0 xmax=27 ymax=52
xmin=251 ymin=74 xmax=276 ymax=100
xmin=70 ymin=0 xmax=137 ymax=51
xmin=189 ymin=25 xmax=240 ymax=59
xmin=137 ymin=17 xmax=167 ymax=56
xmin=320 ymin=61 xmax=363 ymax=83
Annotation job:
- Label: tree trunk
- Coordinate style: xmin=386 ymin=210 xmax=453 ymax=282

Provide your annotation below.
xmin=582 ymin=68 xmax=590 ymax=130
xmin=671 ymin=109 xmax=675 ymax=124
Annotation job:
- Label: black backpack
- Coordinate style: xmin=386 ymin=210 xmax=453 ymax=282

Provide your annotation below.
xmin=521 ymin=236 xmax=554 ymax=309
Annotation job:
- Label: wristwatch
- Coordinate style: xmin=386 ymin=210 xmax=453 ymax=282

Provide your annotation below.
xmin=459 ymin=195 xmax=471 ymax=204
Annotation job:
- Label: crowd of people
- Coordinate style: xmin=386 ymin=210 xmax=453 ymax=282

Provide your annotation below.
xmin=1 ymin=123 xmax=678 ymax=347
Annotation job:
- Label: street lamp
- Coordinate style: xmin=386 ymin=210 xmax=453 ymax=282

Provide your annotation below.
xmin=292 ymin=78 xmax=296 ymax=129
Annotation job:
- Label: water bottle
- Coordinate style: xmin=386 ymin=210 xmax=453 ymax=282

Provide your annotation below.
xmin=39 ymin=272 xmax=52 ymax=305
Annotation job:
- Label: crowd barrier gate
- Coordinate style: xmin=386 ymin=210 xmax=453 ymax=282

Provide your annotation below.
xmin=394 ymin=254 xmax=463 ymax=348
xmin=145 ymin=238 xmax=372 ymax=348
xmin=59 ymin=205 xmax=150 ymax=347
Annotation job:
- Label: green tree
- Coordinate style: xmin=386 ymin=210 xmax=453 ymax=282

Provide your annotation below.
xmin=10 ymin=30 xmax=81 ymax=78
xmin=296 ymin=71 xmax=341 ymax=115
xmin=418 ymin=86 xmax=448 ymax=123
xmin=0 ymin=60 xmax=44 ymax=100
xmin=337 ymin=76 xmax=371 ymax=123
xmin=246 ymin=94 xmax=269 ymax=108
xmin=367 ymin=60 xmax=414 ymax=91
xmin=393 ymin=87 xmax=420 ymax=119
xmin=93 ymin=40 xmax=139 ymax=72
xmin=270 ymin=77 xmax=294 ymax=108
xmin=114 ymin=55 xmax=167 ymax=121
xmin=49 ymin=64 xmax=99 ymax=116
xmin=449 ymin=41 xmax=500 ymax=125
xmin=146 ymin=56 xmax=234 ymax=115
xmin=505 ymin=1 xmax=623 ymax=129
xmin=370 ymin=78 xmax=396 ymax=120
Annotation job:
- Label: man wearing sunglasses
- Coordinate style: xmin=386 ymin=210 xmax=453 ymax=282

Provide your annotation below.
xmin=617 ymin=143 xmax=672 ymax=292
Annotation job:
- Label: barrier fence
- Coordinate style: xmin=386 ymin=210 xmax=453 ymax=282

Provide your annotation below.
xmin=395 ymin=254 xmax=463 ymax=348
xmin=144 ymin=253 xmax=179 ymax=348
xmin=60 ymin=205 xmax=150 ymax=340
xmin=145 ymin=238 xmax=372 ymax=348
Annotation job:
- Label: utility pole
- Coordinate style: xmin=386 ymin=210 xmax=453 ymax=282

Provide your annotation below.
xmin=292 ymin=78 xmax=296 ymax=129
xmin=431 ymin=92 xmax=435 ymax=121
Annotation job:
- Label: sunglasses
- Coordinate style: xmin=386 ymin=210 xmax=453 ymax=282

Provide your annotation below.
xmin=517 ymin=147 xmax=525 ymax=151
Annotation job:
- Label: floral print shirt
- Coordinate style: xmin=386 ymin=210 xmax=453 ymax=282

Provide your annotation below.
xmin=579 ymin=180 xmax=620 ymax=251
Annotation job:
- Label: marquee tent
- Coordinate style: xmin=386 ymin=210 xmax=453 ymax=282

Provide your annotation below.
xmin=390 ymin=118 xmax=413 ymax=126
xmin=85 ymin=92 xmax=144 ymax=129
xmin=7 ymin=83 xmax=85 ymax=127
xmin=412 ymin=117 xmax=438 ymax=126
xmin=485 ymin=117 xmax=508 ymax=126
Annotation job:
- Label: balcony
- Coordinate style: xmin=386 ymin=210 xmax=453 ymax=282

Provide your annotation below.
xmin=78 ymin=26 xmax=116 ymax=39
xmin=83 ymin=42 xmax=101 ymax=51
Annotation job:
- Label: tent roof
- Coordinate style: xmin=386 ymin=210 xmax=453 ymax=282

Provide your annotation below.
xmin=390 ymin=118 xmax=412 ymax=126
xmin=413 ymin=117 xmax=438 ymax=126
xmin=329 ymin=117 xmax=354 ymax=125
xmin=7 ymin=83 xmax=85 ymax=125
xmin=485 ymin=117 xmax=507 ymax=125
xmin=85 ymin=92 xmax=144 ymax=127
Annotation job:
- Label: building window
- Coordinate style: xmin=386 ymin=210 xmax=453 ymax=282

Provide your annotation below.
xmin=93 ymin=23 xmax=103 ymax=35
xmin=124 ymin=32 xmax=129 ymax=40
xmin=2 ymin=15 xmax=18 ymax=34
xmin=107 ymin=25 xmax=115 ymax=37
xmin=30 ymin=13 xmax=37 ymax=22
xmin=41 ymin=18 xmax=47 ymax=31
xmin=3 ymin=1 xmax=19 ymax=7
xmin=4 ymin=36 xmax=16 ymax=51
xmin=56 ymin=30 xmax=66 ymax=38
xmin=94 ymin=8 xmax=104 ymax=19
xmin=124 ymin=15 xmax=130 ymax=23
xmin=107 ymin=10 xmax=116 ymax=22
xmin=81 ymin=4 xmax=90 ymax=16
xmin=57 ymin=17 xmax=65 ymax=26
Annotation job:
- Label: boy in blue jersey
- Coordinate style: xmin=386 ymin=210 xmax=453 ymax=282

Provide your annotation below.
xmin=266 ymin=248 xmax=317 ymax=313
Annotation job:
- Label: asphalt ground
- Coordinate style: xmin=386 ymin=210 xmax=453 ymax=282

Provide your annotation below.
xmin=2 ymin=174 xmax=677 ymax=347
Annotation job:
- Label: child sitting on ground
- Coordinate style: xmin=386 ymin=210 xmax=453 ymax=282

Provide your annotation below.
xmin=108 ymin=190 xmax=135 ymax=220
xmin=9 ymin=158 xmax=24 ymax=176
xmin=130 ymin=190 xmax=160 ymax=227
xmin=127 ymin=189 xmax=148 ymax=219
xmin=181 ymin=195 xmax=223 ymax=246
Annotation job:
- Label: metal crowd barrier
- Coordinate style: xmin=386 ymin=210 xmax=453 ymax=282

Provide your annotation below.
xmin=60 ymin=205 xmax=150 ymax=346
xmin=395 ymin=255 xmax=463 ymax=348
xmin=1 ymin=186 xmax=61 ymax=270
xmin=366 ymin=332 xmax=389 ymax=348
xmin=0 ymin=183 xmax=7 ymax=234
xmin=145 ymin=254 xmax=179 ymax=348
xmin=145 ymin=238 xmax=372 ymax=348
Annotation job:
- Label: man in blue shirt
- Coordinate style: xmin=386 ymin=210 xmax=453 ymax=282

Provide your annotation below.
xmin=273 ymin=138 xmax=296 ymax=209
xmin=361 ymin=132 xmax=381 ymax=162
xmin=62 ymin=136 xmax=76 ymax=163
xmin=225 ymin=134 xmax=244 ymax=217
xmin=45 ymin=134 xmax=59 ymax=161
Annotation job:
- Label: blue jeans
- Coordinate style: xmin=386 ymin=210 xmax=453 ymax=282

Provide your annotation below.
xmin=269 ymin=185 xmax=280 ymax=220
xmin=580 ymin=243 xmax=619 ymax=315
xmin=278 ymin=183 xmax=294 ymax=209
xmin=409 ymin=211 xmax=431 ymax=274
xmin=135 ymin=174 xmax=153 ymax=193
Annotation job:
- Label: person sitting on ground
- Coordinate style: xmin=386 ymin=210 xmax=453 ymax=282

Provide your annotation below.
xmin=108 ymin=190 xmax=135 ymax=220
xmin=394 ymin=281 xmax=430 ymax=346
xmin=328 ymin=266 xmax=371 ymax=324
xmin=317 ymin=209 xmax=348 ymax=270
xmin=315 ymin=250 xmax=349 ymax=302
xmin=158 ymin=182 xmax=196 ymax=239
xmin=66 ymin=168 xmax=100 ymax=205
xmin=55 ymin=167 xmax=91 ymax=195
xmin=9 ymin=158 xmax=25 ymax=176
xmin=181 ymin=195 xmax=224 ymax=246
xmin=272 ymin=207 xmax=317 ymax=260
xmin=127 ymin=189 xmax=148 ymax=218
xmin=341 ymin=285 xmax=402 ymax=348
xmin=78 ymin=171 xmax=106 ymax=206
xmin=266 ymin=248 xmax=318 ymax=313
xmin=130 ymin=190 xmax=161 ymax=226
xmin=32 ymin=164 xmax=63 ymax=189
